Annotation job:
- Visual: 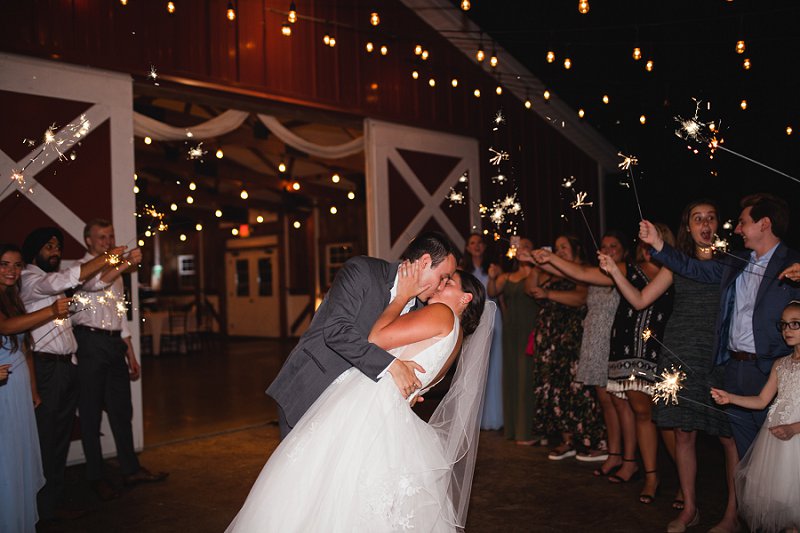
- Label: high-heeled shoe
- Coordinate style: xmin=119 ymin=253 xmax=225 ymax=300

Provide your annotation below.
xmin=666 ymin=510 xmax=700 ymax=532
xmin=639 ymin=470 xmax=660 ymax=504
xmin=592 ymin=452 xmax=622 ymax=476
xmin=608 ymin=458 xmax=640 ymax=483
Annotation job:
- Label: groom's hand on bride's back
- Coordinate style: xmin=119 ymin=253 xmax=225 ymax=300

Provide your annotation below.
xmin=388 ymin=359 xmax=425 ymax=400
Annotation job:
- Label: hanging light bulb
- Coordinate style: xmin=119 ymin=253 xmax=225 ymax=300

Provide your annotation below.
xmin=166 ymin=1 xmax=176 ymax=14
xmin=138 ymin=240 xmax=145 ymax=247
xmin=473 ymin=89 xmax=481 ymax=98
xmin=421 ymin=50 xmax=429 ymax=61
xmin=786 ymin=126 xmax=793 ymax=136
xmin=578 ymin=108 xmax=585 ymax=118
xmin=543 ymin=89 xmax=551 ymax=101
xmin=428 ymin=78 xmax=436 ymax=87
xmin=365 ymin=41 xmax=374 ymax=53
xmin=144 ymin=136 xmax=152 ymax=145
xmin=216 ymin=148 xmax=224 ymax=159
xmin=215 ymin=209 xmax=223 ymax=218
xmin=632 ymin=47 xmax=642 ymax=60
xmin=736 ymin=40 xmax=745 ymax=54
xmin=476 ymin=46 xmax=485 ymax=62
xmin=602 ymin=94 xmax=610 ymax=104
xmin=189 ymin=181 xmax=197 ymax=191
xmin=489 ymin=51 xmax=498 ymax=68
xmin=524 ymin=98 xmax=532 ymax=109
xmin=328 ymin=36 xmax=336 ymax=47
xmin=180 ymin=234 xmax=187 ymax=242
xmin=380 ymin=45 xmax=388 ymax=56
xmin=578 ymin=0 xmax=590 ymax=14
xmin=639 ymin=114 xmax=647 ymax=125
xmin=278 ymin=161 xmax=286 ymax=172
xmin=451 ymin=78 xmax=458 ymax=87
xmin=231 ymin=228 xmax=239 ymax=236
xmin=120 ymin=0 xmax=128 ymax=5
xmin=330 ymin=206 xmax=338 ymax=214
xmin=133 ymin=185 xmax=140 ymax=194
xmin=496 ymin=84 xmax=502 ymax=95
xmin=347 ymin=191 xmax=356 ymax=200
xmin=240 ymin=189 xmax=249 ymax=199
xmin=281 ymin=22 xmax=292 ymax=36
xmin=740 ymin=99 xmax=747 ymax=110
xmin=563 ymin=57 xmax=572 ymax=70
xmin=331 ymin=173 xmax=341 ymax=183
xmin=546 ymin=50 xmax=555 ymax=63
xmin=323 ymin=34 xmax=331 ymax=46
xmin=226 ymin=2 xmax=236 ymax=21
xmin=186 ymin=195 xmax=194 ymax=204
xmin=287 ymin=1 xmax=297 ymax=23
xmin=414 ymin=44 xmax=423 ymax=55
xmin=743 ymin=57 xmax=751 ymax=70
xmin=195 ymin=223 xmax=203 ymax=231
xmin=170 ymin=203 xmax=178 ymax=211
xmin=461 ymin=0 xmax=471 ymax=10
xmin=291 ymin=182 xmax=300 ymax=191
xmin=370 ymin=12 xmax=380 ymax=26
xmin=411 ymin=70 xmax=419 ymax=80
xmin=645 ymin=59 xmax=654 ymax=71
xmin=256 ymin=215 xmax=264 ymax=223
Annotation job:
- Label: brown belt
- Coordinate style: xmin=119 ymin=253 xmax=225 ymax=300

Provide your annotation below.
xmin=74 ymin=325 xmax=122 ymax=337
xmin=34 ymin=352 xmax=73 ymax=363
xmin=730 ymin=351 xmax=758 ymax=361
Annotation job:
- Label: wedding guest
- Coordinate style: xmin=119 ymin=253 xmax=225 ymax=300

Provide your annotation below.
xmin=641 ymin=193 xmax=800 ymax=460
xmin=526 ymin=235 xmax=593 ymax=460
xmin=599 ymin=201 xmax=737 ymax=532
xmin=535 ymin=224 xmax=675 ymax=505
xmin=20 ymin=227 xmax=121 ymax=523
xmin=0 ymin=243 xmax=70 ymax=532
xmin=71 ymin=219 xmax=166 ymax=501
xmin=711 ymin=300 xmax=800 ymax=533
xmin=488 ymin=237 xmax=540 ymax=444
xmin=461 ymin=232 xmax=504 ymax=430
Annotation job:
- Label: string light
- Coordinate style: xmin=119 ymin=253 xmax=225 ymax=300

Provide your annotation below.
xmin=138 ymin=240 xmax=144 ymax=246
xmin=347 ymin=191 xmax=356 ymax=200
xmin=216 ymin=148 xmax=224 ymax=159
xmin=226 ymin=2 xmax=236 ymax=21
xmin=451 ymin=78 xmax=458 ymax=87
xmin=231 ymin=228 xmax=239 ymax=236
xmin=736 ymin=40 xmax=745 ymax=54
xmin=563 ymin=57 xmax=572 ymax=70
xmin=189 ymin=181 xmax=197 ymax=190
xmin=170 ymin=203 xmax=178 ymax=211
xmin=543 ymin=89 xmax=551 ymax=101
xmin=256 ymin=215 xmax=264 ymax=223
xmin=740 ymin=99 xmax=747 ymax=110
xmin=144 ymin=136 xmax=152 ymax=145
xmin=411 ymin=70 xmax=419 ymax=80
xmin=240 ymin=189 xmax=249 ymax=199
xmin=287 ymin=2 xmax=297 ymax=24
xmin=120 ymin=0 xmax=128 ymax=5
xmin=365 ymin=41 xmax=374 ymax=53
xmin=578 ymin=108 xmax=585 ymax=118
xmin=473 ymin=89 xmax=481 ymax=98
xmin=323 ymin=33 xmax=331 ymax=46
xmin=380 ymin=45 xmax=388 ymax=56
xmin=421 ymin=50 xmax=429 ymax=60
xmin=369 ymin=12 xmax=379 ymax=26
xmin=632 ymin=47 xmax=642 ymax=60
xmin=787 ymin=126 xmax=793 ymax=136
xmin=578 ymin=0 xmax=590 ymax=14
xmin=524 ymin=98 xmax=532 ymax=109
xmin=278 ymin=162 xmax=286 ymax=172
xmin=546 ymin=50 xmax=555 ymax=63
xmin=476 ymin=45 xmax=485 ymax=62
xmin=186 ymin=195 xmax=194 ymax=204
xmin=414 ymin=44 xmax=422 ymax=55
xmin=180 ymin=234 xmax=187 ymax=242
xmin=330 ymin=206 xmax=338 ymax=214
xmin=639 ymin=114 xmax=647 ymax=125
xmin=489 ymin=49 xmax=498 ymax=68
xmin=645 ymin=59 xmax=654 ymax=71
xmin=293 ymin=221 xmax=301 ymax=229
xmin=166 ymin=1 xmax=176 ymax=14
xmin=195 ymin=223 xmax=203 ymax=231
xmin=428 ymin=78 xmax=436 ymax=87
xmin=743 ymin=57 xmax=751 ymax=70
xmin=495 ymin=84 xmax=502 ymax=95
xmin=602 ymin=94 xmax=610 ymax=104
xmin=133 ymin=185 xmax=139 ymax=194
xmin=331 ymin=173 xmax=340 ymax=183
xmin=215 ymin=209 xmax=223 ymax=217
xmin=460 ymin=0 xmax=471 ymax=10
xmin=281 ymin=23 xmax=292 ymax=36
xmin=291 ymin=181 xmax=300 ymax=191
xmin=145 ymin=230 xmax=152 ymax=237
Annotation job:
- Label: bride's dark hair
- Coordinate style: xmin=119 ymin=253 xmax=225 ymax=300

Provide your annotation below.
xmin=456 ymin=270 xmax=486 ymax=336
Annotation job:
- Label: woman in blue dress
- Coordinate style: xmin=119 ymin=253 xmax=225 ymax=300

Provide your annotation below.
xmin=461 ymin=233 xmax=504 ymax=430
xmin=0 ymin=243 xmax=70 ymax=532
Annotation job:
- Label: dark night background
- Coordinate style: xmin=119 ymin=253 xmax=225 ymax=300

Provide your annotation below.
xmin=464 ymin=0 xmax=800 ymax=249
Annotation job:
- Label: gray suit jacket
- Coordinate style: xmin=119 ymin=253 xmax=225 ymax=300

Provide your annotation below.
xmin=266 ymin=256 xmax=400 ymax=428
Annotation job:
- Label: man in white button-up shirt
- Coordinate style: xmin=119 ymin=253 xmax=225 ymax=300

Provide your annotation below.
xmin=20 ymin=227 xmax=121 ymax=522
xmin=72 ymin=218 xmax=166 ymax=501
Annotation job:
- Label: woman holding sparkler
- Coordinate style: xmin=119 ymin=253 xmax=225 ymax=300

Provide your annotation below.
xmin=461 ymin=232 xmax=504 ymax=431
xmin=534 ymin=225 xmax=675 ymax=506
xmin=487 ymin=237 xmax=540 ymax=444
xmin=0 ymin=243 xmax=69 ymax=533
xmin=711 ymin=300 xmax=800 ymax=533
xmin=525 ymin=235 xmax=595 ymax=460
xmin=600 ymin=201 xmax=738 ymax=533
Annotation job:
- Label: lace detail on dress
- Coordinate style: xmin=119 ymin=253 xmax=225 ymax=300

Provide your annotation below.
xmin=358 ymin=470 xmax=423 ymax=531
xmin=767 ymin=356 xmax=800 ymax=427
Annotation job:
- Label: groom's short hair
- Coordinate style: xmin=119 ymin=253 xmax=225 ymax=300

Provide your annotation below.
xmin=401 ymin=231 xmax=460 ymax=266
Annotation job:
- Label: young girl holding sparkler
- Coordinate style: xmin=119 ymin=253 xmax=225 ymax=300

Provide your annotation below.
xmin=602 ymin=201 xmax=738 ymax=533
xmin=711 ymin=300 xmax=800 ymax=533
xmin=0 ymin=243 xmax=70 ymax=532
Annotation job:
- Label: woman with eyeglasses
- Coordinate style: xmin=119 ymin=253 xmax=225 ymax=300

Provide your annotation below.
xmin=711 ymin=300 xmax=800 ymax=533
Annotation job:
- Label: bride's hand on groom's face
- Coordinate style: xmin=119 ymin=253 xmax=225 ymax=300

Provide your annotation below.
xmin=397 ymin=260 xmax=431 ymax=301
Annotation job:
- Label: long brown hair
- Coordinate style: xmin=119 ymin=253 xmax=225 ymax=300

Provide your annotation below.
xmin=676 ymin=199 xmax=720 ymax=256
xmin=0 ymin=244 xmax=30 ymax=353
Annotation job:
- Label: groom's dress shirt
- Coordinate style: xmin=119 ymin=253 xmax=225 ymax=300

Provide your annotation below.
xmin=728 ymin=243 xmax=777 ymax=354
xmin=71 ymin=253 xmax=131 ymax=338
xmin=377 ymin=271 xmax=417 ymax=378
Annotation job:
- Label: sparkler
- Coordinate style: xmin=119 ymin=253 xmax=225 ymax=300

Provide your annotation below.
xmin=492 ymin=110 xmax=505 ymax=131
xmin=561 ymin=176 xmax=599 ymax=251
xmin=488 ymin=148 xmax=509 ymax=166
xmin=652 ymin=366 xmax=686 ymax=405
xmin=187 ymin=142 xmax=207 ymax=160
xmin=642 ymin=327 xmax=694 ymax=372
xmin=446 ymin=188 xmax=465 ymax=205
xmin=148 ymin=64 xmax=159 ymax=85
xmin=617 ymin=152 xmax=644 ymax=220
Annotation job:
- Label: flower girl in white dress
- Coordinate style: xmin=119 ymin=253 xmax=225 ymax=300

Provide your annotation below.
xmin=711 ymin=300 xmax=800 ymax=533
xmin=227 ymin=263 xmax=492 ymax=532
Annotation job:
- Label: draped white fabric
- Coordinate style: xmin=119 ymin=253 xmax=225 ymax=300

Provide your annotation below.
xmin=131 ymin=109 xmax=364 ymax=159
xmin=133 ymin=109 xmax=249 ymax=141
xmin=256 ymin=114 xmax=364 ymax=159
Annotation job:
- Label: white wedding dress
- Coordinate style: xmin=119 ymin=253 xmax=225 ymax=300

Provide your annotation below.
xmin=227 ymin=304 xmax=494 ymax=533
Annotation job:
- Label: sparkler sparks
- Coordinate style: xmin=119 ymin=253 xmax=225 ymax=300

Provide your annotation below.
xmin=492 ymin=110 xmax=505 ymax=131
xmin=187 ymin=142 xmax=207 ymax=160
xmin=447 ymin=188 xmax=465 ymax=205
xmin=617 ymin=152 xmax=638 ymax=171
xmin=653 ymin=367 xmax=687 ymax=405
xmin=617 ymin=152 xmax=644 ymax=220
xmin=561 ymin=176 xmax=576 ymax=189
xmin=488 ymin=148 xmax=509 ymax=166
xmin=148 ymin=65 xmax=159 ymax=85
xmin=570 ymin=191 xmax=594 ymax=209
xmin=491 ymin=173 xmax=507 ymax=184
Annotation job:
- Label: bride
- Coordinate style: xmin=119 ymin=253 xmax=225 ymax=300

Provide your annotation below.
xmin=227 ymin=262 xmax=492 ymax=532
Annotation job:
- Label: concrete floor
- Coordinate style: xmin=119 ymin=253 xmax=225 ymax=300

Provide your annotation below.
xmin=44 ymin=338 xmax=738 ymax=532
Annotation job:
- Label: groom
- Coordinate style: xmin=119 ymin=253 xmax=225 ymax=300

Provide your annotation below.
xmin=268 ymin=231 xmax=459 ymax=437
